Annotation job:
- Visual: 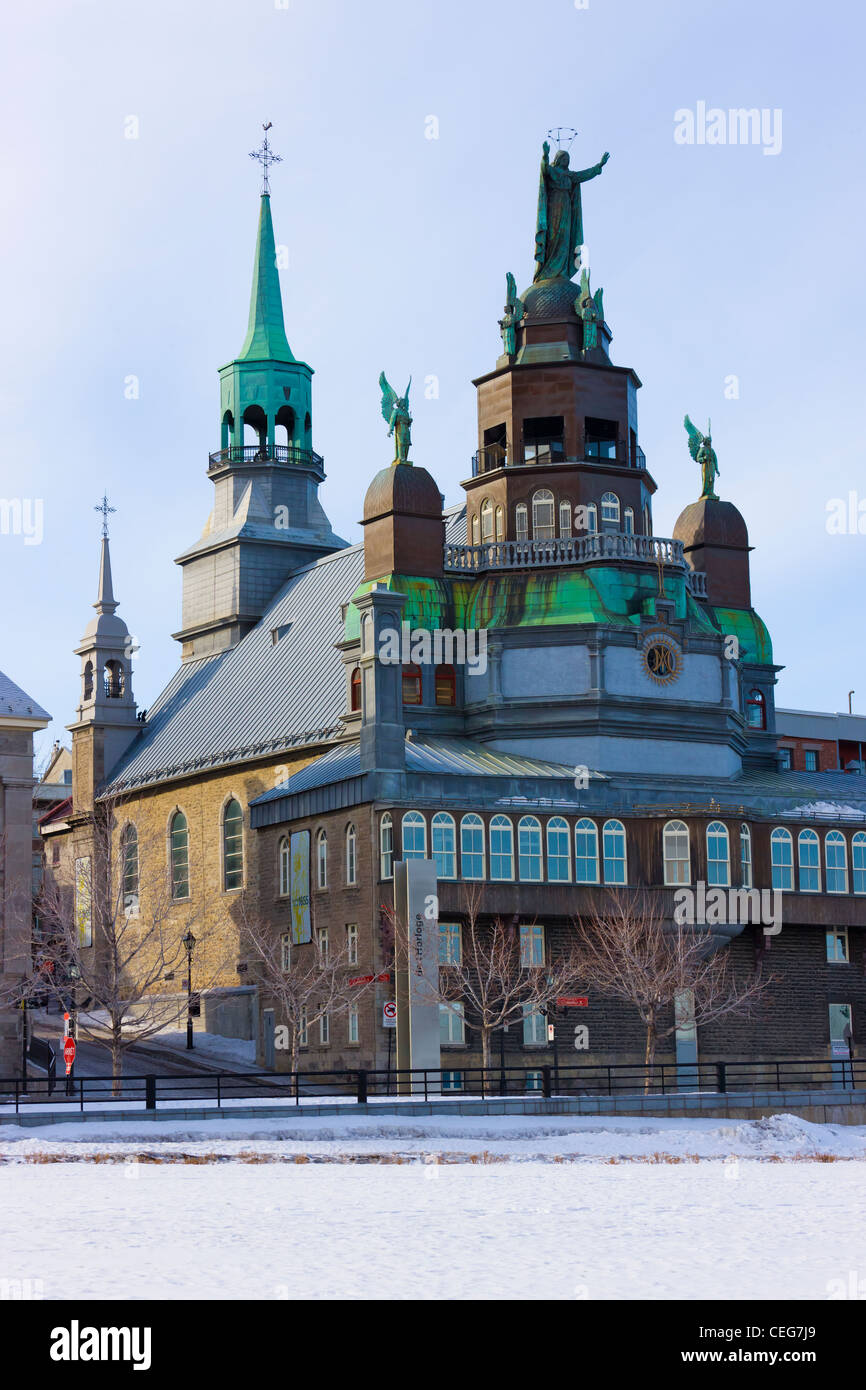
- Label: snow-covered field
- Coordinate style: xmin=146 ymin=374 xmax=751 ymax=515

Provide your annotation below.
xmin=1 ymin=1113 xmax=864 ymax=1300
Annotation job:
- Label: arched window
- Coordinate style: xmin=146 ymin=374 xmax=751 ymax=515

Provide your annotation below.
xmin=798 ymin=829 xmax=820 ymax=892
xmin=585 ymin=502 xmax=598 ymax=534
xmin=316 ymin=828 xmax=327 ymax=889
xmin=471 ymin=513 xmax=480 ymax=545
xmin=242 ymin=403 xmax=267 ymax=449
xmin=380 ymin=813 xmax=393 ymax=880
xmin=350 ymin=666 xmax=361 ymax=712
xmin=489 ymin=815 xmax=514 ymax=879
xmin=83 ymin=660 xmax=93 ymax=700
xmin=460 ymin=814 xmax=485 ymax=879
xmin=170 ymin=811 xmax=189 ymax=901
xmin=546 ymin=816 xmax=571 ymax=882
xmin=278 ymin=836 xmax=290 ymax=897
xmin=600 ymin=492 xmax=620 ymax=525
xmin=221 ymin=408 xmax=234 ymax=450
xmin=223 ymin=798 xmax=244 ymax=891
xmin=663 ymin=820 xmax=690 ymax=885
xmin=402 ymin=811 xmax=427 ymax=860
xmin=495 ymin=505 xmax=505 ymax=541
xmin=559 ymin=500 xmax=572 ymax=537
xmin=826 ymin=831 xmax=848 ymax=894
xmin=104 ymin=660 xmax=124 ymax=698
xmin=740 ymin=823 xmax=752 ymax=888
xmin=853 ymin=832 xmax=866 ymax=894
xmin=624 ymin=506 xmax=635 ymax=535
xmin=275 ymin=403 xmax=296 ymax=448
xmin=518 ymin=816 xmax=543 ymax=880
xmin=435 ymin=665 xmax=456 ymax=706
xmin=770 ymin=828 xmax=793 ymax=891
xmin=432 ymin=813 xmax=456 ymax=878
xmin=121 ymin=824 xmax=138 ymax=910
xmin=746 ymin=689 xmax=766 ymax=729
xmin=531 ymin=489 xmax=555 ymax=540
xmin=402 ymin=664 xmax=422 ymax=705
xmin=480 ymin=497 xmax=494 ymax=543
xmin=603 ymin=819 xmax=627 ymax=884
xmin=575 ymin=818 xmax=599 ymax=883
xmin=706 ymin=821 xmax=730 ymax=886
xmin=515 ymin=503 xmax=528 ymax=542
xmin=345 ymin=824 xmax=357 ymax=884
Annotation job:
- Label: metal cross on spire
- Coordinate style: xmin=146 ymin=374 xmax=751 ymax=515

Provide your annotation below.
xmin=249 ymin=121 xmax=282 ymax=195
xmin=94 ymin=494 xmax=116 ymax=539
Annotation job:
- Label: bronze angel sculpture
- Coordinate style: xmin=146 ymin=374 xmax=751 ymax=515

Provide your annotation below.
xmin=684 ymin=415 xmax=719 ymax=500
xmin=499 ymin=272 xmax=524 ymax=358
xmin=379 ymin=372 xmax=413 ymax=465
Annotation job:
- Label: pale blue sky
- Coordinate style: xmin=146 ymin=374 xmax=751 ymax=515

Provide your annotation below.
xmin=1 ymin=0 xmax=864 ymax=757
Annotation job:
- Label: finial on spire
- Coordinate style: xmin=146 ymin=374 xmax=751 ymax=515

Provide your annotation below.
xmin=94 ymin=494 xmax=116 ymax=539
xmin=249 ymin=121 xmax=282 ymax=196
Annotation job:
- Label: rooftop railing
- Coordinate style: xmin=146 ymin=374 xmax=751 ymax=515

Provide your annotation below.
xmin=471 ymin=440 xmax=648 ymax=476
xmin=445 ymin=531 xmax=684 ymax=572
xmin=208 ymin=444 xmax=325 ymax=472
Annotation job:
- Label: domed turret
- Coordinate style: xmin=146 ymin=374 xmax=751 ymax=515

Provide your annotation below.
xmin=673 ymin=496 xmax=752 ymax=609
xmin=361 ymin=463 xmax=445 ymax=582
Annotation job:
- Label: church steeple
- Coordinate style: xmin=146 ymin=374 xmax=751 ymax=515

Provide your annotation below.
xmin=173 ymin=126 xmax=346 ymax=663
xmin=236 ymin=194 xmax=295 ymax=364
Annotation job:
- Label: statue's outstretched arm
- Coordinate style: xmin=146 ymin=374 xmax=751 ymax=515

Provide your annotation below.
xmin=573 ymin=152 xmax=610 ymax=181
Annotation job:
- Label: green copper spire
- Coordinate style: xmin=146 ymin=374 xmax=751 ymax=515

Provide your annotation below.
xmin=237 ymin=194 xmax=295 ymax=363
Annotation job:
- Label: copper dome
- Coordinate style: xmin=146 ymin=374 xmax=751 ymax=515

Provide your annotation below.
xmin=362 ymin=464 xmax=443 ymax=523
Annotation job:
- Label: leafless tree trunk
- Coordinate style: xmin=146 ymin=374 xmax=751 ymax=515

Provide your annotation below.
xmin=574 ymin=889 xmax=773 ymax=1091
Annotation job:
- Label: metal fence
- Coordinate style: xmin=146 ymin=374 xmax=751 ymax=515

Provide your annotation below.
xmin=1 ymin=1057 xmax=863 ymax=1114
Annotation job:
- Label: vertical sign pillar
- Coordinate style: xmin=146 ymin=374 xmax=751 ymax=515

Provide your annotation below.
xmin=394 ymin=859 xmax=440 ymax=1094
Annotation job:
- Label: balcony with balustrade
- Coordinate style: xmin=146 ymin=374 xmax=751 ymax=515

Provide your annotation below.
xmin=443 ymin=530 xmax=708 ymax=599
xmin=470 ymin=438 xmax=648 ymax=477
xmin=208 ymin=443 xmax=325 ymax=478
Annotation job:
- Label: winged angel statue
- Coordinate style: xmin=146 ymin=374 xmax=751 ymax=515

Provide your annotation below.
xmin=379 ymin=372 xmax=413 ymax=465
xmin=684 ymin=415 xmax=720 ymax=500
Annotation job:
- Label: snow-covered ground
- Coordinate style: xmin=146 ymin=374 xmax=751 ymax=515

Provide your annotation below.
xmin=0 ymin=1114 xmax=864 ymax=1299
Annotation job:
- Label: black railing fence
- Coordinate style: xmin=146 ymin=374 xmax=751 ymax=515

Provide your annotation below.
xmin=1 ymin=1057 xmax=862 ymax=1114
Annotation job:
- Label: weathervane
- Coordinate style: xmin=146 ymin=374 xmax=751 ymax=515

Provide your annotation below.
xmin=94 ymin=494 xmax=116 ymax=539
xmin=249 ymin=121 xmax=282 ymax=195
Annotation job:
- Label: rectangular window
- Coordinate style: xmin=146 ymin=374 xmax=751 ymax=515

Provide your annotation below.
xmin=827 ymin=927 xmax=849 ymax=963
xmin=771 ymin=834 xmax=794 ymax=892
xmin=439 ymin=1002 xmax=465 ymax=1045
xmin=441 ymin=1070 xmax=463 ymax=1092
xmin=520 ymin=923 xmax=544 ymax=968
xmin=799 ymin=835 xmax=820 ymax=893
xmin=804 ymin=750 xmax=818 ymax=772
xmin=439 ymin=922 xmax=462 ymax=966
xmin=778 ymin=747 xmax=793 ymax=770
xmin=299 ymin=1006 xmax=308 ymax=1048
xmin=826 ymin=836 xmax=849 ymax=895
xmin=525 ymin=1069 xmax=543 ymax=1093
xmin=346 ymin=923 xmax=358 ymax=966
xmin=380 ymin=817 xmax=393 ymax=880
xmin=523 ymin=1005 xmax=547 ymax=1045
xmin=854 ymin=837 xmax=866 ymax=894
xmin=517 ymin=821 xmax=543 ymax=881
xmin=281 ymin=933 xmax=292 ymax=972
xmin=741 ymin=828 xmax=752 ymax=889
xmin=317 ymin=928 xmax=329 ymax=961
xmin=74 ymin=857 xmax=92 ymax=947
xmin=319 ymin=1013 xmax=330 ymax=1046
xmin=348 ymin=1004 xmax=359 ymax=1044
xmin=460 ymin=818 xmax=485 ymax=879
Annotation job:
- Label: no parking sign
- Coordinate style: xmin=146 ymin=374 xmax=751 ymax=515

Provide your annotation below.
xmin=382 ymin=1000 xmax=397 ymax=1029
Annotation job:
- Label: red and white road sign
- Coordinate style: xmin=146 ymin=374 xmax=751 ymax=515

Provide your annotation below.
xmin=557 ymin=996 xmax=588 ymax=1008
xmin=382 ymin=1000 xmax=397 ymax=1028
xmin=63 ymin=1036 xmax=76 ymax=1074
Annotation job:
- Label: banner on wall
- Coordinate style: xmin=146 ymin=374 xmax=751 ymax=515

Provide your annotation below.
xmin=289 ymin=830 xmax=312 ymax=945
xmin=74 ymin=856 xmax=92 ymax=948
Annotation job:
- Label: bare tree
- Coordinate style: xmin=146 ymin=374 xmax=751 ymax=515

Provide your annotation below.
xmin=574 ymin=889 xmax=773 ymax=1088
xmin=239 ymin=901 xmax=378 ymax=1072
xmin=35 ymin=795 xmax=232 ymax=1088
xmin=386 ymin=884 xmax=587 ymax=1071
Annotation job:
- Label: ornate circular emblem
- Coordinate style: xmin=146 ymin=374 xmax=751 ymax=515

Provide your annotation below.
xmin=641 ymin=629 xmax=682 ymax=685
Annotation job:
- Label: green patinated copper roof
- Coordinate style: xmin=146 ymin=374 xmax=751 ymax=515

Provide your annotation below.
xmin=237 ymin=196 xmax=295 ymax=363
xmin=343 ymin=568 xmax=774 ymax=665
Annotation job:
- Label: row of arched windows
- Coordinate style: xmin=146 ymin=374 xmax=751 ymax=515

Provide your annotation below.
xmin=470 ymin=492 xmax=644 ymax=545
xmin=119 ymin=801 xmax=246 ymax=905
xmin=769 ymin=827 xmax=866 ymax=895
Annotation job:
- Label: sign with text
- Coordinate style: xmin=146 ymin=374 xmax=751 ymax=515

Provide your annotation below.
xmin=74 ymin=857 xmax=92 ymax=948
xmin=558 ymin=996 xmax=588 ymax=1008
xmin=289 ymin=830 xmax=311 ymax=945
xmin=394 ymin=859 xmax=440 ymax=1090
xmin=383 ymin=1000 xmax=397 ymax=1028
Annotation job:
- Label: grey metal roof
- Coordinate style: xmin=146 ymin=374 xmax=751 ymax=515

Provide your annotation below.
xmin=105 ymin=506 xmax=467 ymax=793
xmin=0 ymin=669 xmax=50 ymax=722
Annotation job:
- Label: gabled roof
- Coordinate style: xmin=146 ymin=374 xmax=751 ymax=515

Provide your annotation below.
xmin=104 ymin=508 xmax=468 ymax=794
xmin=0 ymin=669 xmax=50 ymax=723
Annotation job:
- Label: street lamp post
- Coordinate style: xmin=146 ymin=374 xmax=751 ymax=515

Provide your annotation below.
xmin=182 ymin=932 xmax=196 ymax=1049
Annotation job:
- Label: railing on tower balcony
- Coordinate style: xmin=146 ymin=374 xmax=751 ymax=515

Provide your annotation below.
xmin=443 ymin=531 xmax=712 ymax=590
xmin=208 ymin=444 xmax=325 ymax=472
xmin=470 ymin=439 xmax=648 ymax=476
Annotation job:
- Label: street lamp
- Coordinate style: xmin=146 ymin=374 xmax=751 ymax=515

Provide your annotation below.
xmin=182 ymin=931 xmax=197 ymax=1050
